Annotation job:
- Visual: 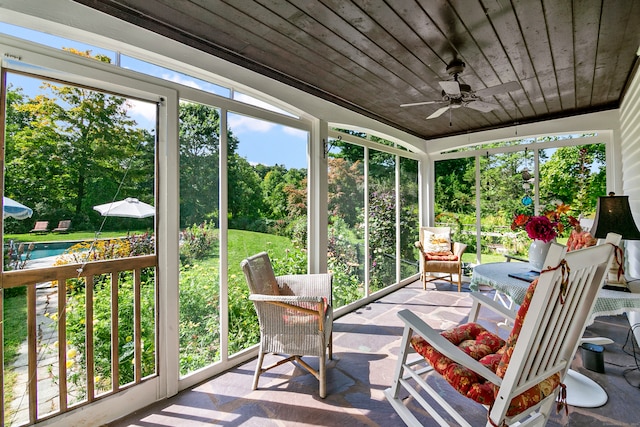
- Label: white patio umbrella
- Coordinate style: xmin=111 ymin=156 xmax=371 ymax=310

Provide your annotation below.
xmin=3 ymin=196 xmax=34 ymax=220
xmin=93 ymin=197 xmax=155 ymax=218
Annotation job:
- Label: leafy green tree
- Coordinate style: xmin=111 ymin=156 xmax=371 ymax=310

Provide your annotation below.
xmin=328 ymin=157 xmax=364 ymax=226
xmin=179 ymin=102 xmax=222 ymax=227
xmin=227 ymin=153 xmax=265 ymax=227
xmin=6 ymin=50 xmax=154 ymax=230
xmin=539 ymin=145 xmax=605 ymax=215
xmin=434 ymin=157 xmax=475 ymax=215
xmin=260 ymin=164 xmax=289 ymax=219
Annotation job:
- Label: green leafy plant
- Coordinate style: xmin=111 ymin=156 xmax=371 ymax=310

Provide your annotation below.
xmin=179 ymin=221 xmax=218 ymax=263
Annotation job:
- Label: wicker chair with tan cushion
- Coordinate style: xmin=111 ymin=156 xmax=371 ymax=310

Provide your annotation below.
xmin=240 ymin=252 xmax=333 ymax=398
xmin=416 ymin=226 xmax=467 ymax=292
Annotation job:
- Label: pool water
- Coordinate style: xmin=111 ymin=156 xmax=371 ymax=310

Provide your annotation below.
xmin=9 ymin=241 xmax=78 ymax=260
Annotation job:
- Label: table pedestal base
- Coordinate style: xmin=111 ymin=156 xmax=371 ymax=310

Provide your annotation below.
xmin=565 ymin=369 xmax=607 ymax=408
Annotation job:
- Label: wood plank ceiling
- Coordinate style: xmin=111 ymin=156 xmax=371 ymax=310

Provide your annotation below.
xmin=72 ymin=0 xmax=640 ymax=141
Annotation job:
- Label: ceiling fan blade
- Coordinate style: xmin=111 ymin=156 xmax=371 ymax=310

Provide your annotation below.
xmin=474 ymin=81 xmax=520 ymax=97
xmin=439 ymin=80 xmax=460 ymax=96
xmin=400 ymin=100 xmax=444 ymax=107
xmin=427 ymin=106 xmax=451 ymax=119
xmin=466 ymin=100 xmax=498 ymax=112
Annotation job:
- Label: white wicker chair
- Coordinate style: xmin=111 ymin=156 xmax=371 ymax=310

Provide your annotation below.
xmin=241 ymin=252 xmax=333 ymax=398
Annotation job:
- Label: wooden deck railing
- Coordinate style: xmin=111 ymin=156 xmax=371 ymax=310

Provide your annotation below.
xmin=1 ymin=254 xmax=157 ymax=426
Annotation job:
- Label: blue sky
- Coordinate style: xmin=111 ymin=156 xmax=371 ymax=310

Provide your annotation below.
xmin=0 ymin=22 xmax=308 ymax=169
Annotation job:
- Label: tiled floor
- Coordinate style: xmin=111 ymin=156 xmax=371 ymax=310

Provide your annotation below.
xmin=110 ymin=280 xmax=640 ymax=426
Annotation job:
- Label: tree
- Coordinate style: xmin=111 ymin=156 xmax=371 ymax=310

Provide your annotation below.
xmin=6 ymin=50 xmax=154 ymax=229
xmin=227 ymin=153 xmax=265 ymax=227
xmin=179 ymin=102 xmax=221 ymax=227
xmin=328 ymin=157 xmax=364 ymax=226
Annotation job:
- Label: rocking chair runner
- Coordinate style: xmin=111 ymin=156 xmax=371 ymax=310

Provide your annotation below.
xmin=241 ymin=252 xmax=333 ymax=398
xmin=385 ymin=233 xmax=621 ymax=427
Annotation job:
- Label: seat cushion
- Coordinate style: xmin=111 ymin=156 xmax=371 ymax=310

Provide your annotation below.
xmin=282 ymin=297 xmax=329 ymax=324
xmin=412 ymin=278 xmax=562 ymax=417
xmin=424 ymin=251 xmax=458 ymax=261
xmin=411 ymin=323 xmax=505 ymax=405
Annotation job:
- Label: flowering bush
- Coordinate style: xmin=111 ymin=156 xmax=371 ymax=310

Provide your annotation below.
xmin=511 ymin=203 xmax=577 ymax=243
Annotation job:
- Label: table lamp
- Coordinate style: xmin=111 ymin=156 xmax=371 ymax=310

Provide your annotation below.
xmin=589 ymin=193 xmax=640 ymax=290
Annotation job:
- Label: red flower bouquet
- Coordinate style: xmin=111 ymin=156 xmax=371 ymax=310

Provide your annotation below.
xmin=524 ymin=215 xmax=557 ymax=242
xmin=511 ymin=203 xmax=576 ymax=243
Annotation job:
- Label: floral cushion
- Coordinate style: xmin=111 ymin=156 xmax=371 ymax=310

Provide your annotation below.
xmin=423 ymin=230 xmax=451 ymax=253
xmin=566 ymin=230 xmax=596 ymax=252
xmin=411 ymin=323 xmax=505 ymax=405
xmin=282 ymin=297 xmax=329 ymax=324
xmin=411 ymin=278 xmax=562 ymax=417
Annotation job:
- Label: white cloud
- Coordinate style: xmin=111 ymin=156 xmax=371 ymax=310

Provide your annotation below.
xmin=125 ymin=99 xmax=157 ymax=127
xmin=283 ymin=127 xmax=308 ymax=138
xmin=162 ymin=72 xmax=203 ymax=89
xmin=228 ymin=115 xmax=276 ymax=133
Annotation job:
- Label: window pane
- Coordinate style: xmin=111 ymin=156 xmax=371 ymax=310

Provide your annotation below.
xmin=226 ymin=112 xmax=308 ymax=355
xmin=3 ymin=68 xmax=157 ymax=421
xmin=400 ymin=157 xmax=419 ymax=280
xmin=434 ymin=157 xmax=476 ymax=266
xmin=178 ymin=101 xmax=221 ymax=376
xmin=328 ymin=142 xmax=365 ymax=308
xmin=368 ymin=150 xmax=396 ymax=292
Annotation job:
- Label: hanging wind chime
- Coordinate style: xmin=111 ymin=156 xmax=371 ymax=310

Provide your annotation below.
xmin=520 ymin=148 xmax=534 ymax=206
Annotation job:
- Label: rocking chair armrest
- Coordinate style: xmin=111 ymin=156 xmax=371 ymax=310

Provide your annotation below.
xmin=397 ymin=309 xmax=502 ymax=386
xmin=469 ymin=292 xmax=517 ymax=322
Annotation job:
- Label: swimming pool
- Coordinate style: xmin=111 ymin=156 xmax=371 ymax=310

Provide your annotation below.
xmin=8 ymin=241 xmax=79 ymax=260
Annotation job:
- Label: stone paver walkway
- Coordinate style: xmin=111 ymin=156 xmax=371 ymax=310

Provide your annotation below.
xmin=6 ymin=256 xmax=61 ymax=427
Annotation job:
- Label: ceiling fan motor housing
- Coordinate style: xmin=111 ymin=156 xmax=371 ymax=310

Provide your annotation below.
xmin=446 ymin=59 xmax=466 ymax=76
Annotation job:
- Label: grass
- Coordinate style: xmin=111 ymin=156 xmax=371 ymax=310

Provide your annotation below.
xmin=3 ymin=287 xmax=28 ymax=423
xmin=189 ymin=229 xmax=301 ymax=278
xmin=4 ymin=229 xmax=150 ymax=244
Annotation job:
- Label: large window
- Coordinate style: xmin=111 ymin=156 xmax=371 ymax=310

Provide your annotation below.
xmin=226 ymin=112 xmax=309 ymax=354
xmin=3 ymin=64 xmax=157 ymax=425
xmin=178 ymin=101 xmax=221 ymax=376
xmin=328 ymin=132 xmax=420 ymax=304
xmin=435 ymin=137 xmax=607 ymax=265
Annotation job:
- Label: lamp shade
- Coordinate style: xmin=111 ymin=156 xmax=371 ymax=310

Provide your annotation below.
xmin=590 ymin=194 xmax=640 ymax=240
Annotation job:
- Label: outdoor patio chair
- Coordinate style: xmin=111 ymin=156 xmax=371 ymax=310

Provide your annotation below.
xmin=52 ymin=220 xmax=71 ymax=233
xmin=240 ymin=252 xmax=333 ymax=398
xmin=29 ymin=220 xmax=49 ymax=234
xmin=416 ymin=226 xmax=467 ymax=292
xmin=385 ymin=233 xmax=621 ymax=427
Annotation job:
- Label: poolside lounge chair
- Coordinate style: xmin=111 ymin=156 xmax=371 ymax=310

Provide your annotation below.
xmin=52 ymin=220 xmax=71 ymax=233
xmin=29 ymin=221 xmax=49 ymax=234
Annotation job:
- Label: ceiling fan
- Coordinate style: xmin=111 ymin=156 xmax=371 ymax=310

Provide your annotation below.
xmin=401 ymin=59 xmax=520 ymax=120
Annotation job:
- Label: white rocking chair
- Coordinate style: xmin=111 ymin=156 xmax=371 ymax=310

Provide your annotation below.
xmin=385 ymin=233 xmax=621 ymax=426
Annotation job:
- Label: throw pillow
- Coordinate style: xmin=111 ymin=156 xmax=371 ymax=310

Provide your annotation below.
xmin=423 ymin=230 xmax=451 ymax=253
xmin=566 ymin=230 xmax=596 ymax=251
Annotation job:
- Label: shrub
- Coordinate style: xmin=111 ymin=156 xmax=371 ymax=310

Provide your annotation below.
xmin=179 ymin=221 xmax=218 ymax=263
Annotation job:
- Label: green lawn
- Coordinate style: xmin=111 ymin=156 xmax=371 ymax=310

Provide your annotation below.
xmin=4 ymin=229 xmax=151 ymax=244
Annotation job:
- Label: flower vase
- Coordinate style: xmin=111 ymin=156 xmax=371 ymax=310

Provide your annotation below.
xmin=528 ymin=239 xmax=552 ymax=271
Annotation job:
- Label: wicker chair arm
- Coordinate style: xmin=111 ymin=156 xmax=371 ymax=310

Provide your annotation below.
xmin=453 ymin=242 xmax=467 ymax=257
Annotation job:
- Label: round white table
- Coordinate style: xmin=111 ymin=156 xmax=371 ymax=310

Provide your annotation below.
xmin=470 ymin=262 xmax=640 ymax=326
xmin=470 ymin=262 xmax=640 ymax=408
